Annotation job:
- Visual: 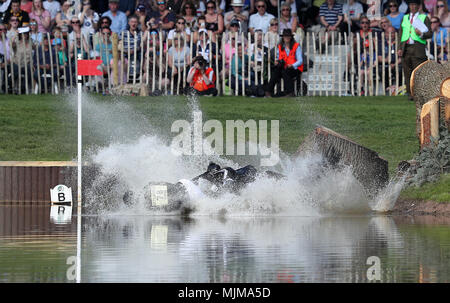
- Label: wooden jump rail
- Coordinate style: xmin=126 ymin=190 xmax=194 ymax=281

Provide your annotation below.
xmin=0 ymin=161 xmax=78 ymax=204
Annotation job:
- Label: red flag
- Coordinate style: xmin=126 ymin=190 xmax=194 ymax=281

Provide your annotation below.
xmin=77 ymin=59 xmax=103 ymax=76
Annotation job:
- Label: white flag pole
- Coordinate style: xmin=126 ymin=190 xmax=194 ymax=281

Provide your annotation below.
xmin=76 ymin=53 xmax=82 ymax=283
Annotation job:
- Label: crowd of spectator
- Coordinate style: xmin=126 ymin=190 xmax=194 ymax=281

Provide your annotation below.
xmin=0 ymin=0 xmax=448 ymax=96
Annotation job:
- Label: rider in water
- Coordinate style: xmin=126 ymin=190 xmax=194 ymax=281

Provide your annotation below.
xmin=192 ymin=162 xmax=259 ymax=191
xmin=123 ymin=162 xmax=284 ymax=209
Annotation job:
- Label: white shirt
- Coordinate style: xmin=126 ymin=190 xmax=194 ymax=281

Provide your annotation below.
xmin=167 ymin=28 xmax=191 ymax=40
xmin=343 ymin=2 xmax=364 ymax=21
xmin=399 ymin=1 xmax=408 ymax=14
xmin=249 ymin=12 xmax=275 ymax=33
xmin=43 ymin=0 xmax=61 ymax=19
xmin=78 ymin=11 xmax=100 ymax=36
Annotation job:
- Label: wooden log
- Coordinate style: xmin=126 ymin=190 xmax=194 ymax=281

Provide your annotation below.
xmin=112 ymin=33 xmax=119 ymax=87
xmin=296 ymin=126 xmax=389 ymax=196
xmin=440 ymin=77 xmax=450 ymax=98
xmin=440 ymin=96 xmax=450 ymax=131
xmin=410 ymin=61 xmax=450 ymax=141
xmin=420 ymin=97 xmax=440 ymax=148
xmin=411 ymin=60 xmax=450 ymax=102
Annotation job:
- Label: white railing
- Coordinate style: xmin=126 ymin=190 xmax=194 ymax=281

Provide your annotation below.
xmin=0 ymin=30 xmax=447 ymax=96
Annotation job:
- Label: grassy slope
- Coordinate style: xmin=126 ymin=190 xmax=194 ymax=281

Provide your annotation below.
xmin=400 ymin=174 xmax=450 ymax=203
xmin=0 ymin=94 xmax=417 ymax=167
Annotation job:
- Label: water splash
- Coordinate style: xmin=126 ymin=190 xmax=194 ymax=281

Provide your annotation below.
xmin=370 ymin=175 xmax=407 ymax=213
xmin=67 ymin=93 xmax=402 ymax=216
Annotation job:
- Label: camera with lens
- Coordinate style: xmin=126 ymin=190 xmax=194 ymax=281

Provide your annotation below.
xmin=193 ymin=56 xmax=207 ymax=70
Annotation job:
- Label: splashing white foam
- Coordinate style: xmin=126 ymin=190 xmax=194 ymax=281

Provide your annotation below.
xmin=69 ymin=94 xmax=403 ymax=217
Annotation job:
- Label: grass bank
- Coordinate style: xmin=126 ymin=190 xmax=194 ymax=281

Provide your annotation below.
xmin=0 ymin=94 xmax=418 ymax=172
xmin=400 ymin=174 xmax=450 ymax=203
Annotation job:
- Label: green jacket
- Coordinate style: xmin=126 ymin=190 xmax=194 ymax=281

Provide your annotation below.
xmin=399 ymin=13 xmax=432 ymax=52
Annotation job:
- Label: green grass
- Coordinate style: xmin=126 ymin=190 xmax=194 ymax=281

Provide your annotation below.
xmin=400 ymin=174 xmax=450 ymax=203
xmin=0 ymin=94 xmax=418 ymax=172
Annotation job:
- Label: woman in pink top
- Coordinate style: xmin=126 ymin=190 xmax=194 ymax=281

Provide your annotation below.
xmin=29 ymin=0 xmax=51 ymax=33
xmin=20 ymin=0 xmax=33 ymax=13
xmin=424 ymin=0 xmax=437 ymax=16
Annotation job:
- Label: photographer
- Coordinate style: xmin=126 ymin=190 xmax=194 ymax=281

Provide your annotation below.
xmin=185 ymin=55 xmax=218 ymax=96
xmin=265 ymin=29 xmax=303 ymax=97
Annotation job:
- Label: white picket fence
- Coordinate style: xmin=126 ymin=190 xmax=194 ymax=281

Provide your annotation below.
xmin=0 ymin=30 xmax=447 ymax=96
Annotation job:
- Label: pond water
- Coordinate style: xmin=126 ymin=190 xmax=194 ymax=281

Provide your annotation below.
xmin=1 ymin=205 xmax=449 ymax=283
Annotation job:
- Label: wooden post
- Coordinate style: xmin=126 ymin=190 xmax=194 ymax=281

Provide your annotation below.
xmin=241 ymin=31 xmax=245 ymax=96
xmin=3 ymin=33 xmax=9 ymax=94
xmin=356 ymin=32 xmax=361 ymax=96
xmin=23 ymin=35 xmax=29 ymax=95
xmin=112 ymin=32 xmax=119 ymax=87
xmin=234 ymin=31 xmax=238 ymax=96
xmin=9 ymin=38 xmax=15 ymax=94
xmin=381 ymin=32 xmax=385 ymax=95
xmin=420 ymin=97 xmax=440 ymax=148
xmin=165 ymin=35 xmax=169 ymax=94
xmin=42 ymin=39 xmax=48 ymax=94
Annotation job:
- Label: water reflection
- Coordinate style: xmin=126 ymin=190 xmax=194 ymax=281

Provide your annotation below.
xmin=0 ymin=205 xmax=76 ymax=282
xmin=1 ymin=205 xmax=450 ymax=283
xmin=81 ymin=214 xmax=450 ymax=283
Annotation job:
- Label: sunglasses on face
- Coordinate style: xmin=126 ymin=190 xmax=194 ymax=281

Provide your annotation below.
xmin=157 ymin=1 xmax=165 ymax=4
xmin=438 ymin=4 xmax=445 ymax=7
xmin=389 ymin=4 xmax=397 ymax=7
xmin=257 ymin=5 xmax=265 ymax=8
xmin=72 ymin=21 xmax=80 ymax=24
xmin=207 ymin=6 xmax=215 ymax=9
xmin=177 ymin=22 xmax=185 ymax=25
xmin=30 ymin=22 xmax=37 ymax=25
xmin=185 ymin=6 xmax=192 ymax=9
xmin=361 ymin=21 xmax=369 ymax=24
xmin=271 ymin=23 xmax=278 ymax=26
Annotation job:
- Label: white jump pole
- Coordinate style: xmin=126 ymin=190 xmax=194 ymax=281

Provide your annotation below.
xmin=76 ymin=53 xmax=82 ymax=283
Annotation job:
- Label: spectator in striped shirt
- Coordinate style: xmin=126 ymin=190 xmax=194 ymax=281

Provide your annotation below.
xmin=319 ymin=0 xmax=344 ymax=50
xmin=319 ymin=0 xmax=344 ymax=33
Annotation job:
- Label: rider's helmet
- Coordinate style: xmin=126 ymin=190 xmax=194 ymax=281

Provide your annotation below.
xmin=207 ymin=162 xmax=221 ymax=173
